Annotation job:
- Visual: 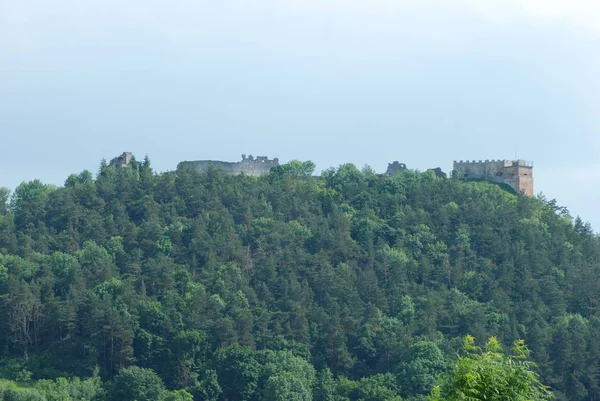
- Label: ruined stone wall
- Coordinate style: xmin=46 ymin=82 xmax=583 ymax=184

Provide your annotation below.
xmin=178 ymin=160 xmax=240 ymax=174
xmin=385 ymin=161 xmax=407 ymax=176
xmin=429 ymin=167 xmax=447 ymax=179
xmin=109 ymin=152 xmax=133 ymax=167
xmin=177 ymin=155 xmax=279 ymax=176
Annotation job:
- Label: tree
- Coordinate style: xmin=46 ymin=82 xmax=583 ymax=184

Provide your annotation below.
xmin=215 ymin=346 xmax=261 ymax=401
xmin=10 ymin=179 xmax=56 ymax=228
xmin=171 ymin=329 xmax=209 ymax=388
xmin=161 ymin=389 xmax=194 ymax=401
xmin=397 ymin=340 xmax=446 ymax=398
xmin=428 ymin=336 xmax=553 ymax=401
xmin=0 ymin=187 xmax=10 ymax=214
xmin=87 ymin=278 xmax=136 ymax=378
xmin=34 ymin=373 xmax=104 ymax=401
xmin=189 ymin=369 xmax=222 ymax=401
xmin=270 ymin=160 xmax=316 ymax=179
xmin=4 ymin=279 xmax=43 ymax=360
xmin=260 ymin=350 xmax=316 ymax=401
xmin=313 ymin=367 xmax=335 ymax=401
xmin=108 ymin=366 xmax=165 ymax=401
xmin=335 ymin=373 xmax=402 ymax=401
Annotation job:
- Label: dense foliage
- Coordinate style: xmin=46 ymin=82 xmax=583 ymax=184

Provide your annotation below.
xmin=429 ymin=336 xmax=553 ymax=401
xmin=0 ymin=156 xmax=598 ymax=400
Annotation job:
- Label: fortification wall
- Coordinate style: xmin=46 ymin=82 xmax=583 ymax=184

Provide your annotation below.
xmin=453 ymin=159 xmax=533 ymax=196
xmin=178 ymin=160 xmax=240 ymax=174
xmin=177 ymin=155 xmax=279 ymax=176
xmin=516 ymin=166 xmax=534 ymax=196
xmin=453 ymin=160 xmax=510 ymax=181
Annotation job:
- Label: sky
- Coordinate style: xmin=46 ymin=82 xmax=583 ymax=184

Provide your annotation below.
xmin=1 ymin=0 xmax=599 ymax=229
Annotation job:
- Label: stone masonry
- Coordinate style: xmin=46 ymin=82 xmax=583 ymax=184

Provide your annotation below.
xmin=109 ymin=152 xmax=133 ymax=167
xmin=453 ymin=159 xmax=534 ymax=196
xmin=385 ymin=161 xmax=408 ymax=176
xmin=177 ymin=154 xmax=279 ymax=176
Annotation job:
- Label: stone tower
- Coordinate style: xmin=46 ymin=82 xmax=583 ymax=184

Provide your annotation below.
xmin=453 ymin=159 xmax=534 ymax=196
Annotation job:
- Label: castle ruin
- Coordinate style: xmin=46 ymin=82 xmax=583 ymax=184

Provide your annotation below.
xmin=385 ymin=162 xmax=447 ymax=179
xmin=105 ymin=152 xmax=533 ymax=196
xmin=177 ymin=154 xmax=279 ymax=176
xmin=109 ymin=152 xmax=133 ymax=167
xmin=385 ymin=161 xmax=407 ymax=176
xmin=453 ymin=159 xmax=533 ymax=196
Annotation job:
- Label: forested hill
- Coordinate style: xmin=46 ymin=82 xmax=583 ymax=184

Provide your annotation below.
xmin=0 ymin=157 xmax=599 ymax=401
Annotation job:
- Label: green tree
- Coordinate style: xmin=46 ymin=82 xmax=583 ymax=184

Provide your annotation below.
xmin=161 ymin=389 xmax=194 ymax=401
xmin=10 ymin=179 xmax=56 ymax=228
xmin=34 ymin=373 xmax=104 ymax=401
xmin=108 ymin=366 xmax=165 ymax=401
xmin=354 ymin=373 xmax=403 ymax=401
xmin=190 ymin=369 xmax=222 ymax=401
xmin=87 ymin=278 xmax=136 ymax=378
xmin=260 ymin=350 xmax=316 ymax=401
xmin=171 ymin=329 xmax=209 ymax=388
xmin=270 ymin=160 xmax=316 ymax=179
xmin=0 ymin=187 xmax=10 ymax=213
xmin=215 ymin=346 xmax=261 ymax=401
xmin=335 ymin=373 xmax=402 ymax=401
xmin=428 ymin=336 xmax=553 ymax=401
xmin=313 ymin=367 xmax=335 ymax=401
xmin=397 ymin=340 xmax=446 ymax=398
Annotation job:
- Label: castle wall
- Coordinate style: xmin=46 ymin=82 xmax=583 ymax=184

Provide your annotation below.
xmin=517 ymin=166 xmax=534 ymax=196
xmin=500 ymin=163 xmax=533 ymax=196
xmin=453 ymin=159 xmax=533 ymax=196
xmin=178 ymin=160 xmax=241 ymax=174
xmin=177 ymin=155 xmax=279 ymax=176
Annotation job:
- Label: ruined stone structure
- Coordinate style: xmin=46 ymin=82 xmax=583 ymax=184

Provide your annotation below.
xmin=106 ymin=152 xmax=533 ymax=196
xmin=109 ymin=152 xmax=133 ymax=167
xmin=453 ymin=159 xmax=534 ymax=196
xmin=177 ymin=154 xmax=279 ymax=176
xmin=385 ymin=161 xmax=407 ymax=176
xmin=385 ymin=162 xmax=447 ymax=179
xmin=429 ymin=167 xmax=447 ymax=179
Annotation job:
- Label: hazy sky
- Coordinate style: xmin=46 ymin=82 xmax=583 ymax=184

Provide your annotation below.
xmin=1 ymin=0 xmax=599 ymax=229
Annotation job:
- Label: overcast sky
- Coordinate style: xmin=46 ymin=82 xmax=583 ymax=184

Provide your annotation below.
xmin=1 ymin=0 xmax=599 ymax=229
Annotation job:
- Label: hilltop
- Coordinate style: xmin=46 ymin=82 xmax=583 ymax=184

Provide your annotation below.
xmin=0 ymin=155 xmax=597 ymax=401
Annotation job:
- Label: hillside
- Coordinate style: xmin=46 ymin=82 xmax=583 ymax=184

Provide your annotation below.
xmin=0 ymin=156 xmax=598 ymax=400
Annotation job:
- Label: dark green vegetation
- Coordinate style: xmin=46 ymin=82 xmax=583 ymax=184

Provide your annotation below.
xmin=0 ymin=156 xmax=598 ymax=400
